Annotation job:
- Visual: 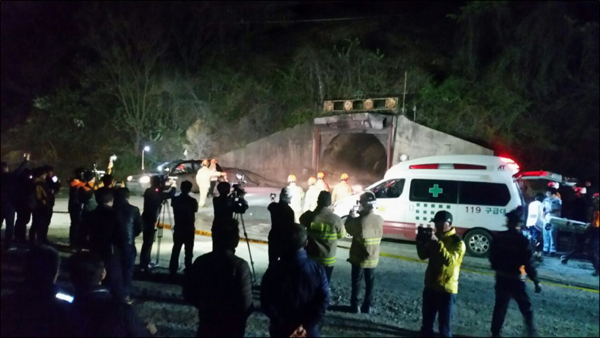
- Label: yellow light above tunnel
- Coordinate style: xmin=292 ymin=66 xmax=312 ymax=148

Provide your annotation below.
xmin=324 ymin=101 xmax=334 ymax=112
xmin=364 ymin=99 xmax=374 ymax=110
xmin=344 ymin=100 xmax=354 ymax=111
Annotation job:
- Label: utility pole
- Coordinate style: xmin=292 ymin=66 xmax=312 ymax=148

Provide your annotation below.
xmin=401 ymin=71 xmax=408 ymax=115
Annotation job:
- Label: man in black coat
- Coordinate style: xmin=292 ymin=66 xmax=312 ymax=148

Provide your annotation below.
xmin=68 ymin=252 xmax=151 ymax=337
xmin=267 ymin=188 xmax=295 ymax=265
xmin=212 ymin=182 xmax=234 ymax=232
xmin=490 ymin=207 xmax=541 ymax=338
xmin=184 ymin=219 xmax=253 ymax=337
xmin=1 ymin=246 xmax=72 ymax=337
xmin=170 ymin=181 xmax=199 ymax=276
xmin=140 ymin=176 xmax=176 ymax=273
xmin=114 ymin=188 xmax=143 ymax=302
xmin=88 ymin=190 xmax=126 ymax=302
xmin=1 ymin=162 xmax=16 ymax=249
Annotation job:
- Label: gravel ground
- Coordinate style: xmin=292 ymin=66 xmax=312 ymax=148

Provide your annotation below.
xmin=4 ymin=228 xmax=597 ymax=338
xmin=2 ymin=190 xmax=597 ymax=337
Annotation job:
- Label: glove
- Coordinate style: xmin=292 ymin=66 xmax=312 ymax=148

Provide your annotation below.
xmin=534 ymin=283 xmax=542 ymax=294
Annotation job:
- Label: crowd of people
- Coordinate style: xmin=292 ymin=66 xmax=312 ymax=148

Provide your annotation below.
xmin=1 ymin=157 xmax=599 ymax=338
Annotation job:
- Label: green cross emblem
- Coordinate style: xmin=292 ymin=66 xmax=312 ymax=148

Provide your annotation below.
xmin=429 ymin=184 xmax=444 ymax=198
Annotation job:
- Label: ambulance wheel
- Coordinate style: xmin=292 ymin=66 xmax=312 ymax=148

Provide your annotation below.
xmin=464 ymin=229 xmax=493 ymax=258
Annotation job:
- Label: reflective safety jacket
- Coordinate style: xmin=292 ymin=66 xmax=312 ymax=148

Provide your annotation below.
xmin=345 ymin=210 xmax=384 ymax=269
xmin=300 ymin=207 xmax=346 ymax=266
xmin=196 ymin=167 xmax=213 ymax=189
xmin=417 ymin=228 xmax=466 ymax=294
xmin=332 ymin=181 xmax=353 ymax=205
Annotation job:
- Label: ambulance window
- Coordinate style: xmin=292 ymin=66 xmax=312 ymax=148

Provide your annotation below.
xmin=371 ymin=179 xmax=405 ymax=199
xmin=459 ymin=182 xmax=511 ymax=206
xmin=410 ymin=180 xmax=459 ymax=204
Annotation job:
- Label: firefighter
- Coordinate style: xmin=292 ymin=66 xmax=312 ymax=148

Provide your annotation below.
xmin=332 ymin=173 xmax=354 ymax=205
xmin=196 ymin=160 xmax=212 ymax=208
xmin=316 ymin=172 xmax=330 ymax=193
xmin=304 ymin=177 xmax=319 ymax=213
xmin=287 ymin=175 xmax=305 ymax=223
xmin=345 ymin=192 xmax=384 ymax=315
xmin=300 ymin=191 xmax=346 ymax=283
xmin=489 ymin=207 xmax=541 ymax=338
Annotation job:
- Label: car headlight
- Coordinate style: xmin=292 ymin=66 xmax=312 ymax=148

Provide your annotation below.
xmin=127 ymin=176 xmax=133 ymax=182
xmin=139 ymin=176 xmax=151 ymax=184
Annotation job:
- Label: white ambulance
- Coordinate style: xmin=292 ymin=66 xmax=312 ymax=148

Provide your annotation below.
xmin=333 ymin=155 xmax=525 ymax=257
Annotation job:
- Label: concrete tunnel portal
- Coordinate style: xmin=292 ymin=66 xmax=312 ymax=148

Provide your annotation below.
xmin=320 ymin=133 xmax=388 ymax=185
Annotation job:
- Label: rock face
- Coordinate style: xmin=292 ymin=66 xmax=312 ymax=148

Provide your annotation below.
xmin=215 ymin=114 xmax=492 ymax=188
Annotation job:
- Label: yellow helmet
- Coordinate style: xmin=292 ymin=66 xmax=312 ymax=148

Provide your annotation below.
xmin=288 ymin=174 xmax=297 ymax=183
xmin=317 ymin=172 xmax=326 ymax=179
xmin=308 ymin=177 xmax=317 ymax=185
xmin=341 ymin=173 xmax=349 ymax=181
xmin=211 ymin=158 xmax=218 ymax=164
xmin=202 ymin=160 xmax=209 ymax=167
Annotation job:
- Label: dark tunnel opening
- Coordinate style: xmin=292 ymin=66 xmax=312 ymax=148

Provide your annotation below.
xmin=321 ymin=133 xmax=387 ymax=186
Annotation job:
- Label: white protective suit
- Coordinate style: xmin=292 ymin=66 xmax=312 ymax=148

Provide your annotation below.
xmin=304 ymin=185 xmax=321 ymax=213
xmin=287 ymin=183 xmax=305 ymax=223
xmin=315 ymin=179 xmax=330 ymax=193
xmin=332 ymin=181 xmax=354 ymax=205
xmin=196 ymin=167 xmax=213 ymax=207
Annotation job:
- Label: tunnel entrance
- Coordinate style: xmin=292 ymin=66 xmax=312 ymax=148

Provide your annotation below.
xmin=320 ymin=133 xmax=388 ymax=185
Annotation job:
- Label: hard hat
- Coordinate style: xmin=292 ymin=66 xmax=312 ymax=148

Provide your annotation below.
xmin=548 ymin=181 xmax=559 ymax=189
xmin=317 ymin=172 xmax=326 ymax=179
xmin=211 ymin=158 xmax=217 ymax=164
xmin=341 ymin=173 xmax=349 ymax=181
xmin=288 ymin=175 xmax=297 ymax=183
xmin=308 ymin=177 xmax=317 ymax=185
xmin=202 ymin=160 xmax=209 ymax=167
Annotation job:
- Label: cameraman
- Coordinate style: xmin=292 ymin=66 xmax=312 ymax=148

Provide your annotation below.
xmin=417 ymin=211 xmax=466 ymax=338
xmin=212 ymin=182 xmax=234 ymax=232
xmin=140 ymin=176 xmax=176 ymax=273
xmin=268 ymin=188 xmax=295 ymax=265
xmin=170 ymin=181 xmax=199 ymax=276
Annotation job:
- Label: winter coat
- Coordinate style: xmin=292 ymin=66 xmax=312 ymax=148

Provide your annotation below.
xmin=490 ymin=229 xmax=539 ymax=282
xmin=345 ymin=210 xmax=384 ymax=269
xmin=300 ymin=207 xmax=346 ymax=266
xmin=417 ymin=228 xmax=466 ymax=295
xmin=261 ymin=250 xmax=330 ymax=338
xmin=184 ymin=250 xmax=253 ymax=337
xmin=114 ymin=201 xmax=143 ymax=249
xmin=304 ymin=186 xmax=320 ymax=213
xmin=332 ymin=181 xmax=353 ymax=205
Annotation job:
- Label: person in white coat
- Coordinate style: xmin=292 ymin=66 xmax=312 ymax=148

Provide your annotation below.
xmin=315 ymin=172 xmax=330 ymax=193
xmin=304 ymin=177 xmax=320 ymax=213
xmin=332 ymin=173 xmax=354 ymax=205
xmin=196 ymin=160 xmax=213 ymax=208
xmin=287 ymin=175 xmax=305 ymax=223
xmin=526 ymin=193 xmax=545 ymax=259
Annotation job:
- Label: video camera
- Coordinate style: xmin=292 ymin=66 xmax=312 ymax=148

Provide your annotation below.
xmin=416 ymin=226 xmax=434 ymax=243
xmin=231 ymin=183 xmax=249 ymax=214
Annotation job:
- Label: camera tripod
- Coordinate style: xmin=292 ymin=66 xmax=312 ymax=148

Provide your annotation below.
xmin=154 ymin=198 xmax=173 ymax=267
xmin=234 ymin=212 xmax=257 ymax=285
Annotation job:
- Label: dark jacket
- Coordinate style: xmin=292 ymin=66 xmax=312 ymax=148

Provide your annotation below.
xmin=213 ymin=195 xmax=234 ymax=229
xmin=1 ymin=172 xmax=15 ymax=206
xmin=142 ymin=187 xmax=176 ymax=223
xmin=184 ymin=249 xmax=253 ymax=337
xmin=71 ymin=287 xmax=149 ymax=337
xmin=114 ymin=201 xmax=143 ymax=249
xmin=88 ymin=205 xmax=122 ymax=258
xmin=172 ymin=193 xmax=199 ymax=232
xmin=490 ymin=229 xmax=539 ymax=282
xmin=261 ymin=250 xmax=330 ymax=338
xmin=45 ymin=177 xmax=60 ymax=209
xmin=1 ymin=284 xmax=72 ymax=337
xmin=268 ymin=202 xmax=295 ymax=237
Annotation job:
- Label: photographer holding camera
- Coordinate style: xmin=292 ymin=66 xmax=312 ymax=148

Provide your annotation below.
xmin=212 ymin=182 xmax=234 ymax=231
xmin=140 ymin=176 xmax=176 ymax=273
xmin=417 ymin=211 xmax=466 ymax=338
